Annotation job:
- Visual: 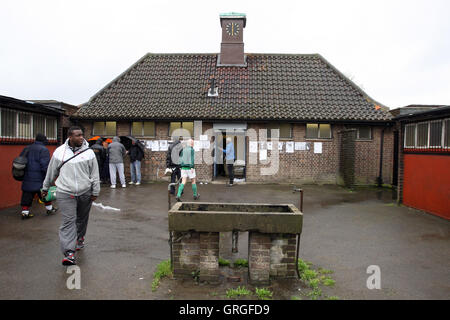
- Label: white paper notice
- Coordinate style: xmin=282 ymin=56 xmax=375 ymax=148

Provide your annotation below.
xmin=145 ymin=141 xmax=152 ymax=149
xmin=267 ymin=142 xmax=273 ymax=150
xmin=194 ymin=140 xmax=201 ymax=151
xmin=159 ymin=140 xmax=168 ymax=151
xmin=152 ymin=141 xmax=159 ymax=151
xmin=202 ymin=140 xmax=210 ymax=149
xmin=260 ymin=149 xmax=267 ymax=161
xmin=278 ymin=142 xmax=284 ymax=151
xmin=286 ymin=142 xmax=294 ymax=153
xmin=295 ymin=142 xmax=306 ymax=151
xmin=200 ymin=135 xmax=208 ymax=141
xmin=314 ymin=142 xmax=322 ymax=154
xmin=249 ymin=141 xmax=258 ymax=153
xmin=259 ymin=141 xmax=267 ymax=150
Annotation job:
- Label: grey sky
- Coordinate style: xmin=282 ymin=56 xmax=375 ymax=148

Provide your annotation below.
xmin=1 ymin=0 xmax=449 ymax=109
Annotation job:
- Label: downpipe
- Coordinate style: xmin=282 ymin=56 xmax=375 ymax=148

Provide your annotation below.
xmin=293 ymin=187 xmax=304 ymax=279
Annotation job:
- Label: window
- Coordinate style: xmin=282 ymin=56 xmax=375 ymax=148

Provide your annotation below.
xmin=0 ymin=108 xmax=58 ymax=140
xmin=416 ymin=122 xmax=428 ymax=148
xmin=445 ymin=119 xmax=450 ymax=148
xmin=404 ymin=124 xmax=416 ymax=148
xmin=132 ymin=121 xmax=155 ymax=136
xmin=267 ymin=123 xmax=292 ymax=139
xmin=93 ymin=121 xmax=116 ymax=136
xmin=306 ymin=123 xmax=331 ymax=139
xmin=169 ymin=121 xmax=193 ymax=138
xmin=429 ymin=120 xmax=442 ymax=148
xmin=1 ymin=108 xmax=16 ymax=138
xmin=357 ymin=126 xmax=372 ymax=140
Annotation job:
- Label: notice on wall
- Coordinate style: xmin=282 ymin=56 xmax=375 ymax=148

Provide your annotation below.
xmin=267 ymin=142 xmax=273 ymax=150
xmin=249 ymin=141 xmax=258 ymax=153
xmin=295 ymin=142 xmax=306 ymax=151
xmin=286 ymin=141 xmax=294 ymax=153
xmin=314 ymin=142 xmax=322 ymax=154
xmin=259 ymin=149 xmax=267 ymax=161
xmin=152 ymin=140 xmax=159 ymax=151
xmin=259 ymin=141 xmax=267 ymax=150
xmin=278 ymin=142 xmax=284 ymax=152
xmin=159 ymin=140 xmax=168 ymax=151
xmin=200 ymin=135 xmax=208 ymax=141
xmin=145 ymin=141 xmax=152 ymax=150
xmin=194 ymin=140 xmax=201 ymax=151
xmin=202 ymin=140 xmax=210 ymax=149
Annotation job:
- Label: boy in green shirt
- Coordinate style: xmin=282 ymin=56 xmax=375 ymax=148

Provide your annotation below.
xmin=176 ymin=139 xmax=199 ymax=201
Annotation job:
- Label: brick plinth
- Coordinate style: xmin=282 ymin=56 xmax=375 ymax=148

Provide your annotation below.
xmin=172 ymin=231 xmax=200 ymax=279
xmin=270 ymin=233 xmax=297 ymax=278
xmin=248 ymin=232 xmax=271 ymax=284
xmin=199 ymin=232 xmax=220 ymax=283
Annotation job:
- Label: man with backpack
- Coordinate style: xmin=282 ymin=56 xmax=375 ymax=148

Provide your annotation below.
xmin=42 ymin=126 xmax=100 ymax=266
xmin=16 ymin=133 xmax=57 ymax=219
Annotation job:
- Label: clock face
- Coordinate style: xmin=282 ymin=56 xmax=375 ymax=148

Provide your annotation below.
xmin=226 ymin=22 xmax=240 ymax=36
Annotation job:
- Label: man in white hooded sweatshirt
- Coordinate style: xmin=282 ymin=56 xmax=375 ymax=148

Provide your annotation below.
xmin=42 ymin=126 xmax=100 ymax=266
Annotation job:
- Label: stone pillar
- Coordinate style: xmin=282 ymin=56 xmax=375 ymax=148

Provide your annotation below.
xmin=172 ymin=231 xmax=200 ymax=279
xmin=270 ymin=233 xmax=297 ymax=278
xmin=248 ymin=232 xmax=271 ymax=284
xmin=199 ymin=232 xmax=220 ymax=283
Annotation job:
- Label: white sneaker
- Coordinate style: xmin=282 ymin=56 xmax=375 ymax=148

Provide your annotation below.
xmin=110 ymin=185 xmax=116 ymax=189
xmin=135 ymin=182 xmax=141 ymax=185
xmin=122 ymin=184 xmax=126 ymax=188
xmin=128 ymin=181 xmax=135 ymax=185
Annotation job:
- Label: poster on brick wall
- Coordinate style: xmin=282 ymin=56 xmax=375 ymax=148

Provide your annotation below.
xmin=267 ymin=142 xmax=273 ymax=150
xmin=249 ymin=141 xmax=258 ymax=153
xmin=286 ymin=141 xmax=294 ymax=153
xmin=295 ymin=142 xmax=306 ymax=151
xmin=152 ymin=140 xmax=159 ymax=151
xmin=278 ymin=142 xmax=284 ymax=152
xmin=159 ymin=140 xmax=168 ymax=151
xmin=314 ymin=142 xmax=322 ymax=154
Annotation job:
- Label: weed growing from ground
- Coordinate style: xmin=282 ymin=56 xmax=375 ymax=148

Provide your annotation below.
xmin=233 ymin=259 xmax=249 ymax=268
xmin=297 ymin=258 xmax=338 ymax=300
xmin=226 ymin=286 xmax=252 ymax=299
xmin=218 ymin=258 xmax=231 ymax=266
xmin=152 ymin=260 xmax=172 ymax=292
xmin=255 ymin=287 xmax=273 ymax=300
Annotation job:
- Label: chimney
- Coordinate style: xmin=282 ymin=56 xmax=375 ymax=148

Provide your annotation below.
xmin=218 ymin=12 xmax=246 ymax=66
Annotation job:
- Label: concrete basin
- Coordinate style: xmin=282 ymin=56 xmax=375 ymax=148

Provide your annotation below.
xmin=168 ymin=202 xmax=303 ymax=234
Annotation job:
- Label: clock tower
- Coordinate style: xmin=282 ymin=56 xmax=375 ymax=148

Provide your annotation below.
xmin=218 ymin=12 xmax=246 ymax=66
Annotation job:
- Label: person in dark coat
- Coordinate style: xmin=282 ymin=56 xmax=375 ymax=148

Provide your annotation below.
xmin=91 ymin=139 xmax=106 ymax=183
xmin=166 ymin=136 xmax=183 ymax=195
xmin=128 ymin=138 xmax=145 ymax=185
xmin=20 ymin=133 xmax=57 ymax=219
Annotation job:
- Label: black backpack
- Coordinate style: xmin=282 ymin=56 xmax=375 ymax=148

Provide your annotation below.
xmin=12 ymin=147 xmax=30 ymax=181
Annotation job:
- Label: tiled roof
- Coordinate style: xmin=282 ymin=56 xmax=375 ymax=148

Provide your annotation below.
xmin=74 ymin=53 xmax=392 ymax=122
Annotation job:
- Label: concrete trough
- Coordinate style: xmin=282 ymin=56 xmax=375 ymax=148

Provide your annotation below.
xmin=168 ymin=202 xmax=303 ymax=284
xmin=168 ymin=202 xmax=303 ymax=234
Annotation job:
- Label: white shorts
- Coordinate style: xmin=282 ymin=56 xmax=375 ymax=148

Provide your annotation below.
xmin=181 ymin=168 xmax=196 ymax=179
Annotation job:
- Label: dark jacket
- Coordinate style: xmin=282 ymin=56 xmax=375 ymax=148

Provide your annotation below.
xmin=91 ymin=139 xmax=105 ymax=167
xmin=166 ymin=140 xmax=183 ymax=168
xmin=129 ymin=142 xmax=144 ymax=162
xmin=21 ymin=141 xmax=50 ymax=192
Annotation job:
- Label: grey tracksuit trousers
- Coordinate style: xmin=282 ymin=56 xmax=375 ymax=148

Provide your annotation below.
xmin=57 ymin=191 xmax=92 ymax=255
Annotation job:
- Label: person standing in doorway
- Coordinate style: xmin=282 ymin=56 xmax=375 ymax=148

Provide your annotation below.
xmin=129 ymin=138 xmax=144 ymax=185
xmin=108 ymin=136 xmax=127 ymax=188
xmin=19 ymin=133 xmax=57 ymax=219
xmin=176 ymin=139 xmax=199 ymax=201
xmin=91 ymin=139 xmax=105 ymax=183
xmin=42 ymin=126 xmax=100 ymax=266
xmin=166 ymin=136 xmax=183 ymax=195
xmin=220 ymin=137 xmax=235 ymax=186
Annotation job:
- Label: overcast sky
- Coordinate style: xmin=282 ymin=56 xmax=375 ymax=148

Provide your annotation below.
xmin=1 ymin=0 xmax=449 ymax=109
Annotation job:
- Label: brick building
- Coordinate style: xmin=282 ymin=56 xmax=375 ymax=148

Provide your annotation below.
xmin=72 ymin=13 xmax=394 ymax=186
xmin=394 ymin=105 xmax=450 ymax=220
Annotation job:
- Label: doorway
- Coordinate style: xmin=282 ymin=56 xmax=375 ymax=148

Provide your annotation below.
xmin=212 ymin=129 xmax=246 ymax=182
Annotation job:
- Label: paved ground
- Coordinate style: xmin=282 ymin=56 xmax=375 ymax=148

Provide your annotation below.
xmin=0 ymin=182 xmax=448 ymax=300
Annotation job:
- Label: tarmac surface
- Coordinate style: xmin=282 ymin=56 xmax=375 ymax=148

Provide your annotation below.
xmin=0 ymin=182 xmax=448 ymax=300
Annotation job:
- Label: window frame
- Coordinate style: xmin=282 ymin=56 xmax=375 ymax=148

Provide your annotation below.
xmin=267 ymin=122 xmax=293 ymax=140
xmin=131 ymin=121 xmax=156 ymax=137
xmin=306 ymin=123 xmax=332 ymax=139
xmin=92 ymin=121 xmax=117 ymax=137
xmin=169 ymin=121 xmax=194 ymax=138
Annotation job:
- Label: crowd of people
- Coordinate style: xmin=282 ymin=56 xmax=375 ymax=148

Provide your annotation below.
xmin=14 ymin=127 xmax=236 ymax=266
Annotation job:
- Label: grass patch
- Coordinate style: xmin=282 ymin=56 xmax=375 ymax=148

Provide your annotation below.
xmin=321 ymin=277 xmax=336 ymax=287
xmin=226 ymin=286 xmax=252 ymax=299
xmin=233 ymin=259 xmax=249 ymax=268
xmin=255 ymin=287 xmax=273 ymax=300
xmin=219 ymin=258 xmax=231 ymax=267
xmin=326 ymin=295 xmax=340 ymax=300
xmin=297 ymin=258 xmax=337 ymax=300
xmin=318 ymin=268 xmax=333 ymax=275
xmin=151 ymin=260 xmax=172 ymax=292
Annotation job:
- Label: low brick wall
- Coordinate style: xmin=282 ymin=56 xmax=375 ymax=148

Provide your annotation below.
xmin=172 ymin=230 xmax=298 ymax=284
